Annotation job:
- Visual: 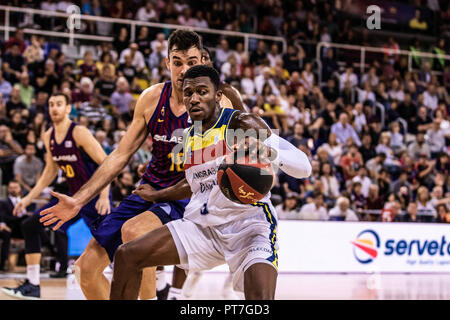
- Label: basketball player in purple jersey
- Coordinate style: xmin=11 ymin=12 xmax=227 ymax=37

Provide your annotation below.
xmin=39 ymin=29 xmax=238 ymax=300
xmin=1 ymin=92 xmax=112 ymax=300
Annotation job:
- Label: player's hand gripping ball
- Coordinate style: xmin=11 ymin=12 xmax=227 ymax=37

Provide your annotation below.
xmin=218 ymin=136 xmax=275 ymax=204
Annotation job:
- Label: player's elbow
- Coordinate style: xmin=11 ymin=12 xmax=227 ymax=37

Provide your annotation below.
xmin=299 ymin=160 xmax=312 ymax=179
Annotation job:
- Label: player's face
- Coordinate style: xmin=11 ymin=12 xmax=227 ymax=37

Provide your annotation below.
xmin=48 ymin=95 xmax=70 ymax=123
xmin=166 ymin=46 xmax=201 ymax=92
xmin=201 ymin=50 xmax=213 ymax=67
xmin=183 ymin=76 xmax=221 ymax=122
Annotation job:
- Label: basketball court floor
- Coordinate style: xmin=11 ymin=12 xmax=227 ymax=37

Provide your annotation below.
xmin=1 ymin=270 xmax=450 ymax=300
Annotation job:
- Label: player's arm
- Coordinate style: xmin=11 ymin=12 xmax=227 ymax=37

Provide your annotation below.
xmin=73 ymin=125 xmax=112 ymax=215
xmin=14 ymin=130 xmax=59 ymax=215
xmin=132 ymin=177 xmax=192 ymax=202
xmin=220 ymin=82 xmax=249 ymax=112
xmin=40 ymin=85 xmax=163 ymax=229
xmin=230 ymin=112 xmax=312 ymax=179
xmin=72 ymin=85 xmax=161 ymax=206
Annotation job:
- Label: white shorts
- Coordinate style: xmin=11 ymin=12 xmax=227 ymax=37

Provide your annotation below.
xmin=166 ymin=202 xmax=279 ymax=292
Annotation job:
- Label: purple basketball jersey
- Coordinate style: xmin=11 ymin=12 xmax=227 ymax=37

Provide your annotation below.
xmin=50 ymin=122 xmax=98 ymax=196
xmin=142 ymin=81 xmax=189 ymax=188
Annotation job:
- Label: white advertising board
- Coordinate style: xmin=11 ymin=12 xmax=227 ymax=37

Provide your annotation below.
xmin=276 ymin=220 xmax=450 ymax=272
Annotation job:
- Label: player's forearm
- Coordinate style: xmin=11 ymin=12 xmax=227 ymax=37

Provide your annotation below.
xmin=264 ymin=134 xmax=312 ymax=179
xmin=25 ymin=169 xmax=58 ymax=202
xmin=154 ymin=178 xmax=192 ymax=202
xmin=99 ymin=183 xmax=111 ymax=199
xmin=73 ymin=150 xmax=132 ymax=205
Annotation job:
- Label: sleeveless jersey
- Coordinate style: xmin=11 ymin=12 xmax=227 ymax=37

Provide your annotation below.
xmin=142 ymin=81 xmax=190 ymax=188
xmin=50 ymin=122 xmax=98 ymax=196
xmin=183 ymin=107 xmax=273 ymax=227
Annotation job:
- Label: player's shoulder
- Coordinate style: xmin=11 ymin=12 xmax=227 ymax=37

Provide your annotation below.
xmin=228 ymin=111 xmax=270 ymax=131
xmin=137 ymin=82 xmax=165 ymax=104
xmin=134 ymin=82 xmax=167 ymax=116
xmin=43 ymin=127 xmax=53 ymax=142
xmin=72 ymin=124 xmax=96 ymax=147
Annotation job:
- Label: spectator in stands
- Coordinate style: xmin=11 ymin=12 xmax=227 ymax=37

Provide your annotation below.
xmin=192 ymin=10 xmax=208 ymax=29
xmin=402 ymin=202 xmax=419 ymax=222
xmin=416 ymin=186 xmax=437 ymax=222
xmin=321 ymin=132 xmax=343 ymax=166
xmin=276 ymin=192 xmax=300 ymax=220
xmin=391 ymin=170 xmax=412 ymax=196
xmin=17 ymin=73 xmax=34 ymax=108
xmin=352 ymin=166 xmax=372 ymax=198
xmin=329 ymin=197 xmax=359 ymax=221
xmin=150 ymin=33 xmax=168 ymax=59
xmin=13 ymin=143 xmax=43 ymax=194
xmin=436 ymin=204 xmax=450 ymax=223
xmin=5 ymin=28 xmax=25 ymax=54
xmin=365 ymin=184 xmax=384 ymax=221
xmin=320 ymin=162 xmax=340 ymax=203
xmin=6 ymin=85 xmax=26 ymax=117
xmin=300 ymin=62 xmax=314 ymax=92
xmin=388 ymin=78 xmax=404 ymax=102
xmin=215 ymin=39 xmax=232 ymax=68
xmin=94 ymin=64 xmax=116 ymax=106
xmin=113 ymin=27 xmax=130 ymax=57
xmin=79 ymin=94 xmax=110 ymax=127
xmin=299 ymin=192 xmax=328 ymax=221
xmin=119 ymin=43 xmax=146 ymax=75
xmin=0 ymin=180 xmax=28 ymax=271
xmin=255 ymin=67 xmax=280 ymax=96
xmin=2 ymin=43 xmax=26 ymax=84
xmin=110 ymin=77 xmax=134 ymax=117
xmin=366 ymin=153 xmax=386 ymax=179
xmin=178 ymin=7 xmax=196 ymax=27
xmin=136 ymin=1 xmax=158 ymax=22
xmin=267 ymin=44 xmax=282 ymax=68
xmin=71 ymin=77 xmax=93 ymax=104
xmin=331 ymin=112 xmax=362 ymax=147
xmin=427 ymin=120 xmax=446 ymax=158
xmin=240 ymin=66 xmax=256 ymax=99
xmin=422 ymin=84 xmax=439 ymax=112
xmin=352 ymin=102 xmax=367 ymax=134
xmin=0 ymin=72 xmax=12 ymax=103
xmin=282 ymin=43 xmax=304 ymax=74
xmin=408 ymin=132 xmax=431 ymax=161
xmin=339 ymin=66 xmax=358 ymax=92
xmin=286 ymin=122 xmax=308 ymax=148
xmin=95 ymin=129 xmax=112 ymax=155
xmin=409 ymin=9 xmax=428 ymax=31
xmin=79 ymin=51 xmax=98 ymax=80
xmin=375 ymin=132 xmax=401 ymax=167
xmin=351 ymin=181 xmax=366 ymax=216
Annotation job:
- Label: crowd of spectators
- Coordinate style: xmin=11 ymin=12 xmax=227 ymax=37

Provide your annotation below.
xmin=0 ymin=0 xmax=448 ymax=231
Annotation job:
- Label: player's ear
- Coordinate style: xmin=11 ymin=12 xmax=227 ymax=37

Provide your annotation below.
xmin=165 ymin=57 xmax=170 ymax=71
xmin=215 ymin=89 xmax=223 ymax=103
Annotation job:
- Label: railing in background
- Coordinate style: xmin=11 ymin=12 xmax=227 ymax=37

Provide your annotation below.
xmin=316 ymin=41 xmax=450 ymax=85
xmin=0 ymin=5 xmax=287 ymax=57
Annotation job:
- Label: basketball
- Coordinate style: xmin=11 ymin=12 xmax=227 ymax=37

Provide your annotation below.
xmin=217 ymin=151 xmax=274 ymax=204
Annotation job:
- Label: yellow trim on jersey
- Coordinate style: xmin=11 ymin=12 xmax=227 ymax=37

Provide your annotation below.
xmin=193 ymin=107 xmax=225 ymax=138
xmin=252 ymin=202 xmax=278 ymax=270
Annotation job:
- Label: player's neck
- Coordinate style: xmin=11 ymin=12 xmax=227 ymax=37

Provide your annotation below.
xmin=171 ymin=83 xmax=184 ymax=103
xmin=201 ymin=107 xmax=221 ymax=133
xmin=170 ymin=86 xmax=187 ymax=115
xmin=53 ymin=117 xmax=72 ymax=134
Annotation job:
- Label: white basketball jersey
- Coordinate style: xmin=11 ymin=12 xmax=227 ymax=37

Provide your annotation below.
xmin=182 ymin=108 xmax=273 ymax=227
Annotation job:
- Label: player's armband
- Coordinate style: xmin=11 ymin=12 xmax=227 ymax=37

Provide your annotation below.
xmin=264 ymin=133 xmax=312 ymax=179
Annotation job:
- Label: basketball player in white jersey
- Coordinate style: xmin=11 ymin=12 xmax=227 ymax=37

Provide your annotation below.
xmin=108 ymin=65 xmax=311 ymax=299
